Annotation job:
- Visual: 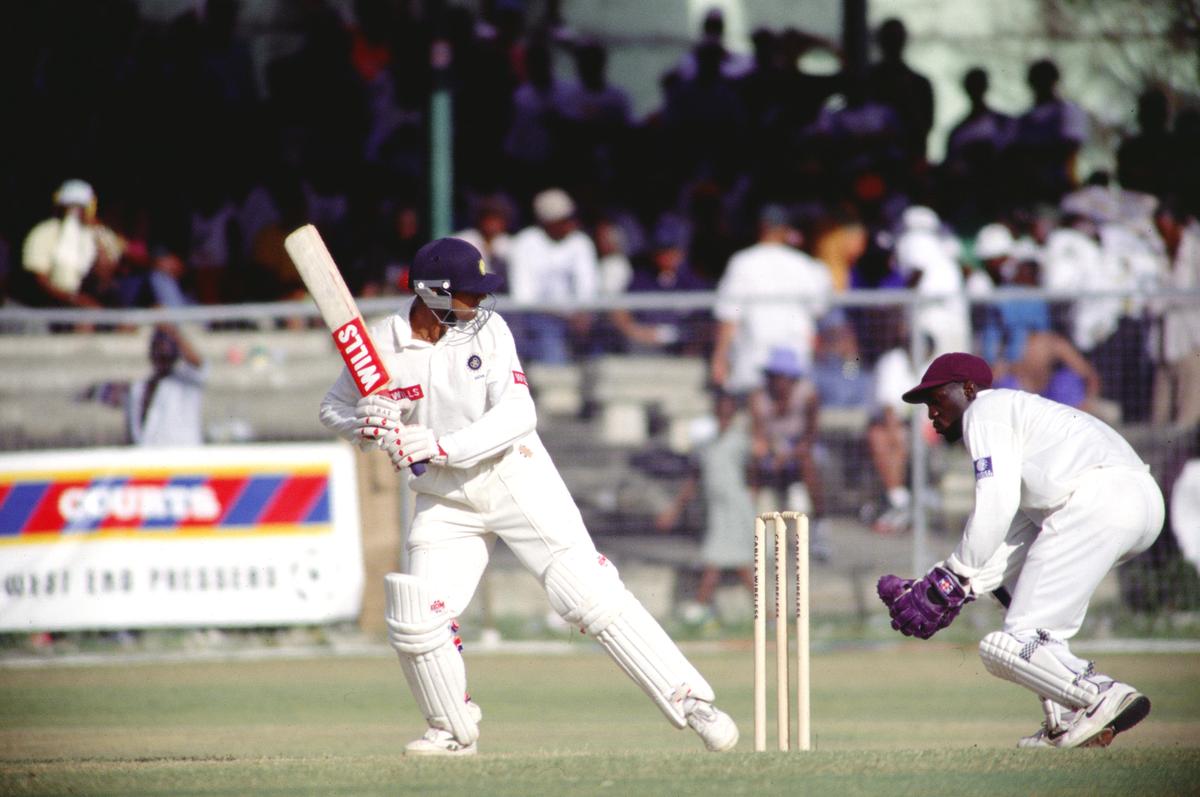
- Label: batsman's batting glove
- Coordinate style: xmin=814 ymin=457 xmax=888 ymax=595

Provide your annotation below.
xmin=354 ymin=393 xmax=413 ymax=434
xmin=387 ymin=423 xmax=446 ymax=471
xmin=887 ymin=565 xmax=973 ymax=639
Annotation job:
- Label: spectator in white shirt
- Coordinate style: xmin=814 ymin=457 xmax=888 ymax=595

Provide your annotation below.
xmin=893 ymin=205 xmax=970 ymax=358
xmin=1150 ymin=198 xmax=1200 ymax=427
xmin=711 ymin=204 xmax=832 ymax=395
xmin=128 ymin=325 xmax=207 ymax=447
xmin=1039 ymin=208 xmax=1121 ymax=353
xmin=1057 ymin=186 xmax=1162 ymax=421
xmin=18 ymin=179 xmax=123 ymax=311
xmin=506 ymin=188 xmax=599 ymax=363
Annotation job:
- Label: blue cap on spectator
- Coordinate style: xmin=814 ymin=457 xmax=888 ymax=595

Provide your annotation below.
xmin=653 ymin=215 xmax=689 ymax=250
xmin=763 ymin=347 xmax=805 ymax=379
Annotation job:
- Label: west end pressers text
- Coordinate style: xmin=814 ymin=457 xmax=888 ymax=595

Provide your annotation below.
xmin=3 ymin=564 xmax=279 ymax=598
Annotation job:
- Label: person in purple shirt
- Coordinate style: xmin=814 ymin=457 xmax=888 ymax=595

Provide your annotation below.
xmin=609 ymin=215 xmax=712 ymax=355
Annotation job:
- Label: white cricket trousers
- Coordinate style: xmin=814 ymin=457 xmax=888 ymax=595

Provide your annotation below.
xmin=405 ymin=447 xmax=598 ymax=617
xmin=1003 ymin=467 xmax=1164 ymax=640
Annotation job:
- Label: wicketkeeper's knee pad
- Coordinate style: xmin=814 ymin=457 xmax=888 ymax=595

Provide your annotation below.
xmin=543 ymin=548 xmax=714 ymax=728
xmin=384 ymin=573 xmax=480 ymax=744
xmin=979 ymin=630 xmax=1104 ymax=710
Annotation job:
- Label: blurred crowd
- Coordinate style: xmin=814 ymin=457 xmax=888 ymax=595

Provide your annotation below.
xmin=3 ymin=1 xmax=1198 ymax=432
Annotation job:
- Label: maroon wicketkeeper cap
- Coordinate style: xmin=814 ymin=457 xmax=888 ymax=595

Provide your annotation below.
xmin=901 ymin=352 xmax=993 ymax=404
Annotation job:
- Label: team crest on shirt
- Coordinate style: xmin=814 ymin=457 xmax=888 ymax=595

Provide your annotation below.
xmin=974 ymin=456 xmax=994 ymax=480
xmin=467 ymin=355 xmax=482 ymax=370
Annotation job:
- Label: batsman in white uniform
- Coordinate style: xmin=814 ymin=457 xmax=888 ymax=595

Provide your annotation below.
xmin=877 ymin=353 xmax=1164 ymax=748
xmin=319 ymin=238 xmax=738 ymax=755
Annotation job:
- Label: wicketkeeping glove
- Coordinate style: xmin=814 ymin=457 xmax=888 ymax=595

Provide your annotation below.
xmin=876 ymin=574 xmax=915 ymax=609
xmin=882 ymin=566 xmax=973 ymax=639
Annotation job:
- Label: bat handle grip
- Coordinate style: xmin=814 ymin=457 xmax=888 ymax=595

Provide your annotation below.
xmin=411 ymin=462 xmax=427 ymax=476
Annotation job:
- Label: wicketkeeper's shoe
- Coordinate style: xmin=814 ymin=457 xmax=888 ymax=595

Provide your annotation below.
xmin=684 ymin=698 xmax=739 ymax=752
xmin=404 ymin=727 xmax=478 ymax=756
xmin=1058 ymin=681 xmax=1150 ymax=749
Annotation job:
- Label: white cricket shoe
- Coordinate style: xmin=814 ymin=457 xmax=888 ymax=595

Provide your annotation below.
xmin=1017 ymin=721 xmax=1070 ymax=748
xmin=1018 ymin=717 xmax=1115 ymax=749
xmin=684 ymin=698 xmax=739 ymax=752
xmin=1017 ymin=699 xmax=1075 ymax=748
xmin=1058 ymin=681 xmax=1150 ymax=749
xmin=404 ymin=727 xmax=478 ymax=756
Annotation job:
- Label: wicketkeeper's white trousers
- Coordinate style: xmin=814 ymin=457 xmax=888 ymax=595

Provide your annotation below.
xmin=1003 ymin=467 xmax=1163 ymax=639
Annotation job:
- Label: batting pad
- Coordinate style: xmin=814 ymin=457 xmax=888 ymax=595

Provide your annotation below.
xmin=543 ymin=548 xmax=714 ymax=728
xmin=384 ymin=573 xmax=480 ymax=745
xmin=979 ymin=631 xmax=1099 ymax=709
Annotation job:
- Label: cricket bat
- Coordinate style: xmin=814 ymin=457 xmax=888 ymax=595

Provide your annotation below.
xmin=285 ymin=224 xmax=426 ymax=475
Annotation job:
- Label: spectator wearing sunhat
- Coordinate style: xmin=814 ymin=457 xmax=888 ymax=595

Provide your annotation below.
xmin=893 ymin=205 xmax=970 ymax=358
xmin=506 ymin=188 xmax=599 ymax=363
xmin=969 ymin=222 xmax=1016 ymax=295
xmin=17 ymin=179 xmax=123 ymax=310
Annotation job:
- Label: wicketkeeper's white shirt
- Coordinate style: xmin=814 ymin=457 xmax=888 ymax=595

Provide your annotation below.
xmin=947 ymin=388 xmax=1149 ymax=577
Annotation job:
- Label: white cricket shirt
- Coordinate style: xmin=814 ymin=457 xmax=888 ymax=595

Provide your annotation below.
xmin=320 ymin=299 xmax=538 ymax=480
xmin=946 ymin=388 xmax=1148 ymax=578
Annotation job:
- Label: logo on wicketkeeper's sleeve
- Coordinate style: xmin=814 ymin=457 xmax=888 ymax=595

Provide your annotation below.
xmin=973 ymin=456 xmax=994 ymax=479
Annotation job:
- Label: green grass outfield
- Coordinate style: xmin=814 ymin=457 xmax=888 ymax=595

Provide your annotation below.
xmin=2 ymin=642 xmax=1198 ymax=796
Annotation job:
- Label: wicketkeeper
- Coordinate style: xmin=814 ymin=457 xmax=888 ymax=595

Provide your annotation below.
xmin=319 ymin=238 xmax=738 ymax=755
xmin=877 ymin=353 xmax=1164 ymax=748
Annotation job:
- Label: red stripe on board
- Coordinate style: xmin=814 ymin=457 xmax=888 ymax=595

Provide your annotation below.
xmin=97 ymin=477 xmax=168 ymax=529
xmin=257 ymin=475 xmax=328 ymax=525
xmin=22 ymin=481 xmax=89 ymax=533
xmin=178 ymin=476 xmax=250 ymax=528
